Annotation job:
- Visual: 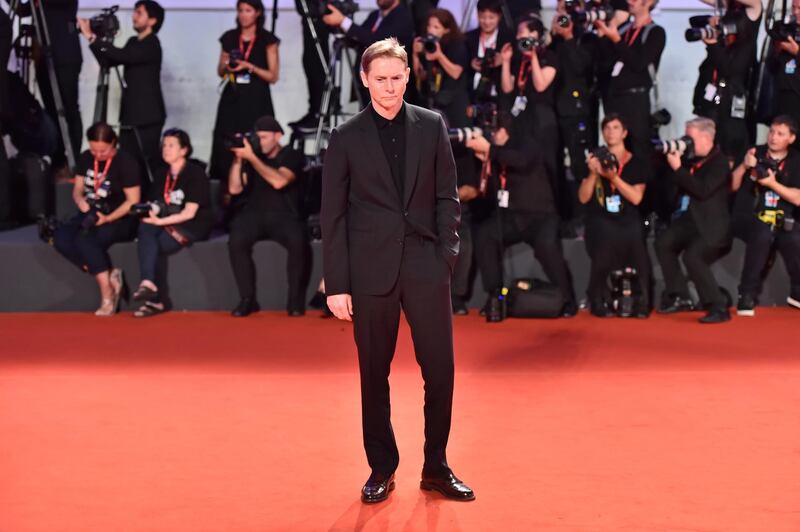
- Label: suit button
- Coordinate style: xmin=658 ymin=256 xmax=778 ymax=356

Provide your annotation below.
xmin=403 ymin=211 xmax=408 ymax=217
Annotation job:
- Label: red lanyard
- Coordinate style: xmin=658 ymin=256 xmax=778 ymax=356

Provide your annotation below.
xmin=516 ymin=58 xmax=531 ymax=93
xmin=163 ymin=167 xmax=181 ymax=205
xmin=625 ymin=25 xmax=643 ymax=47
xmin=689 ymin=147 xmax=719 ymax=175
xmin=239 ymin=33 xmax=256 ymax=61
xmin=92 ymin=156 xmax=114 ymax=194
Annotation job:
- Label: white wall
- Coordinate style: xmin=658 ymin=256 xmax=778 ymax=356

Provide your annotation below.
xmin=72 ymin=1 xmax=726 ymax=162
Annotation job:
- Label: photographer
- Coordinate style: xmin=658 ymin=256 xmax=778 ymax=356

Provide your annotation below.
xmin=227 ymin=116 xmax=311 ymax=317
xmin=467 ymin=113 xmax=577 ymax=318
xmin=52 ymin=122 xmax=141 ymax=317
xmin=79 ymin=1 xmax=166 ymax=174
xmin=289 ymin=0 xmax=331 ymax=129
xmin=500 ymin=17 xmax=560 ymax=179
xmin=730 ymin=115 xmax=800 ymax=315
xmin=210 ymin=0 xmax=280 ymax=181
xmin=465 ymin=0 xmax=513 ymax=104
xmin=132 ymin=129 xmax=213 ymax=318
xmin=578 ymin=114 xmax=650 ymax=317
xmin=595 ymin=0 xmax=664 ymax=168
xmin=768 ymin=0 xmax=800 ymax=144
xmin=691 ymin=0 xmax=762 ymax=163
xmin=654 ymin=117 xmax=732 ymax=324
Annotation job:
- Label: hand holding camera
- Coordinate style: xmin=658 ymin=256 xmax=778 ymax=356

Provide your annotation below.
xmin=322 ymin=3 xmax=345 ymax=27
xmin=778 ymin=36 xmax=800 ymax=56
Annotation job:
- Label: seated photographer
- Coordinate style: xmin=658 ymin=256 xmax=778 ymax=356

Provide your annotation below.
xmin=132 ymin=129 xmax=213 ymax=318
xmin=210 ymin=0 xmax=280 ymax=181
xmin=594 ymin=0 xmax=664 ymax=168
xmin=227 ymin=116 xmax=311 ymax=317
xmin=53 ymin=122 xmax=141 ymax=317
xmin=467 ymin=114 xmax=577 ymax=318
xmin=466 ymin=0 xmax=513 ymax=105
xmin=691 ymin=0 xmax=762 ymax=164
xmin=500 ymin=17 xmax=560 ymax=179
xmin=578 ymin=114 xmax=651 ymax=317
xmin=767 ymin=0 xmax=800 ymax=147
xmin=730 ymin=115 xmax=800 ymax=315
xmin=79 ymin=1 xmax=166 ymax=175
xmin=654 ymin=117 xmax=732 ymax=324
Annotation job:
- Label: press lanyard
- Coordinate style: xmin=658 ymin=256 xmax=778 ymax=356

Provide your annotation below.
xmin=516 ymin=58 xmax=531 ymax=94
xmin=92 ymin=156 xmax=114 ymax=194
xmin=163 ymin=166 xmax=182 ymax=205
xmin=239 ymin=33 xmax=256 ymax=61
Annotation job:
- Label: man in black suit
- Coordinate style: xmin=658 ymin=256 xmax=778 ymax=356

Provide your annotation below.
xmin=655 ymin=117 xmax=733 ymax=324
xmin=321 ymin=38 xmax=475 ymax=504
xmin=79 ymin=1 xmax=166 ymax=174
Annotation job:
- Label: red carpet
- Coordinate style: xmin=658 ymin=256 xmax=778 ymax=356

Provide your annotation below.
xmin=1 ymin=310 xmax=799 ymax=531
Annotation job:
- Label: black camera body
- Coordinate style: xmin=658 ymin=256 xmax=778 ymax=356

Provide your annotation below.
xmin=450 ymin=102 xmax=498 ymax=145
xmin=565 ymin=0 xmax=614 ymax=26
xmin=754 ymin=155 xmax=782 ymax=180
xmin=685 ymin=15 xmax=738 ymax=43
xmin=652 ymin=135 xmax=695 ymax=159
xmin=81 ymin=198 xmax=111 ymax=231
xmin=423 ymin=34 xmax=440 ymax=54
xmin=312 ymin=0 xmax=359 ymax=18
xmin=228 ymin=48 xmax=243 ymax=69
xmin=517 ymin=36 xmax=544 ymax=53
xmin=609 ymin=267 xmax=640 ymax=318
xmin=590 ymin=146 xmax=619 ymax=172
xmin=770 ymin=16 xmax=800 ymax=43
xmin=89 ymin=6 xmax=121 ymax=43
xmin=478 ymin=47 xmax=497 ymax=74
xmin=130 ymin=200 xmax=181 ymax=218
xmin=223 ymin=131 xmax=261 ymax=151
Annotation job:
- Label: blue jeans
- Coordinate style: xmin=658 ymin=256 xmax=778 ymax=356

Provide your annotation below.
xmin=53 ymin=213 xmax=137 ymax=275
xmin=136 ymin=223 xmax=190 ymax=296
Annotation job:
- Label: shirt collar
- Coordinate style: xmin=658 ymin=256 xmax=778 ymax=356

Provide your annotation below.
xmin=371 ymin=103 xmax=406 ymax=129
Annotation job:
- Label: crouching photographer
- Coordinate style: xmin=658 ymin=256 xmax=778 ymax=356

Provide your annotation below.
xmin=730 ymin=115 xmax=800 ymax=315
xmin=227 ymin=116 xmax=311 ymax=317
xmin=578 ymin=114 xmax=651 ymax=318
xmin=53 ymin=123 xmax=141 ymax=316
xmin=130 ymin=129 xmax=213 ymax=317
xmin=654 ymin=117 xmax=732 ymax=324
xmin=467 ymin=113 xmax=577 ymax=319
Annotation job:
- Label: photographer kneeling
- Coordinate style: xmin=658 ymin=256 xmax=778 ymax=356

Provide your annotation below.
xmin=227 ymin=116 xmax=311 ymax=317
xmin=655 ymin=117 xmax=732 ymax=324
xmin=53 ymin=122 xmax=141 ymax=316
xmin=731 ymin=115 xmax=800 ymax=315
xmin=131 ymin=129 xmax=213 ymax=317
xmin=578 ymin=114 xmax=651 ymax=317
xmin=467 ymin=114 xmax=577 ymax=318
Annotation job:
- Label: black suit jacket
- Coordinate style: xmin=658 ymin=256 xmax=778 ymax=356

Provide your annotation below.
xmin=345 ymin=4 xmax=415 ymax=51
xmin=90 ymin=34 xmax=166 ymax=126
xmin=671 ymin=149 xmax=731 ymax=247
xmin=321 ymin=104 xmax=460 ymax=296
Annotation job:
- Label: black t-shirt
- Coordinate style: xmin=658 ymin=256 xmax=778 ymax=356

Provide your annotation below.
xmin=587 ymin=152 xmax=648 ymax=221
xmin=751 ymin=146 xmax=800 ymax=218
xmin=419 ymin=39 xmax=470 ymax=127
xmin=219 ymin=28 xmax=280 ymax=83
xmin=604 ymin=22 xmax=665 ymax=94
xmin=76 ymin=149 xmax=140 ymax=212
xmin=241 ymin=146 xmax=306 ymax=217
xmin=149 ymin=161 xmax=214 ymax=240
xmin=508 ymin=47 xmax=559 ymax=109
xmin=550 ymin=33 xmax=596 ymax=118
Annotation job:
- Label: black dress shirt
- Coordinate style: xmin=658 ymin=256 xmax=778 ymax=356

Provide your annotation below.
xmin=371 ymin=103 xmax=406 ymax=201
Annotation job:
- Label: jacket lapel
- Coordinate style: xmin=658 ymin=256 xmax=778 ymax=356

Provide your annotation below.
xmin=357 ymin=108 xmax=397 ymax=201
xmin=403 ymin=104 xmax=422 ymax=209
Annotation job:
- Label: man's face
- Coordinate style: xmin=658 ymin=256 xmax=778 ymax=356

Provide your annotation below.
xmin=132 ymin=5 xmax=155 ymax=33
xmin=256 ymin=131 xmax=281 ymax=154
xmin=376 ymin=0 xmax=397 ymax=11
xmin=686 ymin=126 xmax=713 ymax=156
xmin=360 ymin=57 xmax=409 ymax=113
xmin=602 ymin=119 xmax=628 ymax=147
xmin=767 ymin=123 xmax=796 ymax=152
xmin=478 ymin=10 xmax=501 ymax=34
xmin=793 ymin=0 xmax=800 ymax=20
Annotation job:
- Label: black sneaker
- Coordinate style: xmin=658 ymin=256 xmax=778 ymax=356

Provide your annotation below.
xmin=561 ymin=300 xmax=578 ymax=318
xmin=451 ymin=296 xmax=469 ymax=316
xmin=658 ymin=295 xmax=695 ymax=314
xmin=736 ymin=294 xmax=756 ymax=317
xmin=590 ymin=299 xmax=611 ymax=318
xmin=699 ymin=307 xmax=731 ymax=324
xmin=232 ymin=297 xmax=259 ymax=317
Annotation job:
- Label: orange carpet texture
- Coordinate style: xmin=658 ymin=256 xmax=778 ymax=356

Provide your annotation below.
xmin=1 ymin=310 xmax=799 ymax=531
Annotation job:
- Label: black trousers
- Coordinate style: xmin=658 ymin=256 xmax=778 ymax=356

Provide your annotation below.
xmin=227 ymin=210 xmax=312 ymax=311
xmin=557 ymin=115 xmax=591 ymax=221
xmin=120 ymin=122 xmax=164 ymax=181
xmin=53 ymin=213 xmax=137 ymax=275
xmin=475 ymin=211 xmax=575 ymax=304
xmin=739 ymin=217 xmax=800 ymax=299
xmin=654 ymin=214 xmax=729 ymax=309
xmin=352 ymin=235 xmax=454 ymax=476
xmin=37 ymin=62 xmax=83 ymax=168
xmin=451 ymin=204 xmax=473 ymax=299
xmin=584 ymin=216 xmax=651 ymax=307
xmin=297 ymin=7 xmax=330 ymax=117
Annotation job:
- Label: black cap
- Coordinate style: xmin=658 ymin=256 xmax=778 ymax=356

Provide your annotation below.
xmin=253 ymin=115 xmax=284 ymax=134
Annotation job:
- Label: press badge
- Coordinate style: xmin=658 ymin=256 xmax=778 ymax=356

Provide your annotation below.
xmin=611 ymin=61 xmax=624 ymax=78
xmin=236 ymin=72 xmax=252 ymax=84
xmin=731 ymin=95 xmax=747 ymax=119
xmin=679 ymin=195 xmax=690 ymax=212
xmin=511 ymin=95 xmax=527 ymax=117
xmin=765 ymin=191 xmax=780 ymax=208
xmin=497 ymin=189 xmax=510 ymax=208
xmin=606 ymin=194 xmax=621 ymax=213
xmin=786 ymin=59 xmax=797 ymax=75
xmin=703 ymin=83 xmax=717 ymax=102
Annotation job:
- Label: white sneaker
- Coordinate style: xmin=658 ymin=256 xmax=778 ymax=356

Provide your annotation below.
xmin=788 ymin=295 xmax=800 ymax=309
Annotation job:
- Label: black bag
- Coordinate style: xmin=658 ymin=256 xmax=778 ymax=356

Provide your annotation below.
xmin=506 ymin=278 xmax=564 ymax=318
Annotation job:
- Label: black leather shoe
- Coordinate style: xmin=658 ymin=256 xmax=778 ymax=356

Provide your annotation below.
xmin=231 ymin=298 xmax=259 ymax=317
xmin=699 ymin=307 xmax=731 ymax=324
xmin=361 ymin=472 xmax=395 ymax=504
xmin=658 ymin=296 xmax=695 ymax=314
xmin=420 ymin=470 xmax=475 ymax=501
xmin=590 ymin=299 xmax=611 ymax=317
xmin=561 ymin=300 xmax=577 ymax=318
xmin=452 ymin=296 xmax=469 ymax=316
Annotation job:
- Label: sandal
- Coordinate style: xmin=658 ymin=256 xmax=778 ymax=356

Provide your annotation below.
xmin=95 ymin=298 xmax=116 ymax=317
xmin=133 ymin=301 xmax=166 ymax=318
xmin=133 ymin=283 xmax=158 ymax=302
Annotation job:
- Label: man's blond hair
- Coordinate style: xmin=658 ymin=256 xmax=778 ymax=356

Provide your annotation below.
xmin=361 ymin=37 xmax=408 ymax=74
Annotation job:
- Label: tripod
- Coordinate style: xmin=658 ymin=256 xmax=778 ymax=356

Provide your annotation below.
xmin=8 ymin=0 xmax=76 ymax=171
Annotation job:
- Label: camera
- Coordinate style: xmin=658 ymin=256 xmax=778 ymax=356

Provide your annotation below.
xmin=589 ymin=146 xmax=618 ymax=172
xmin=685 ymin=15 xmax=738 ymax=43
xmin=423 ymin=34 xmax=440 ymax=54
xmin=228 ymin=49 xmax=243 ymax=69
xmin=448 ymin=127 xmax=483 ymax=144
xmin=769 ymin=16 xmax=800 ymax=42
xmin=609 ymin=267 xmax=640 ymax=318
xmin=81 ymin=198 xmax=111 ymax=231
xmin=565 ymin=0 xmax=614 ymax=26
xmin=311 ymin=0 xmax=359 ymax=18
xmin=517 ymin=36 xmax=544 ymax=53
xmin=454 ymin=102 xmax=499 ymax=145
xmin=223 ymin=131 xmax=261 ymax=151
xmin=754 ymin=155 xmax=781 ymax=180
xmin=652 ymin=135 xmax=695 ymax=158
xmin=130 ymin=200 xmax=181 ymax=218
xmin=89 ymin=6 xmax=121 ymax=43
xmin=650 ymin=108 xmax=672 ymax=129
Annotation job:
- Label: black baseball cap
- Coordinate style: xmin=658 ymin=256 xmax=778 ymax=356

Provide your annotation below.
xmin=253 ymin=116 xmax=284 ymax=134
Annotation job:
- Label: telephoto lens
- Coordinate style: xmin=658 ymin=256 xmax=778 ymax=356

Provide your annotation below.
xmin=652 ymin=136 xmax=694 ymax=157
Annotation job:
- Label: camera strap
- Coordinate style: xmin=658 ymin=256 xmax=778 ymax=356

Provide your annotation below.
xmin=92 ymin=156 xmax=114 ymax=195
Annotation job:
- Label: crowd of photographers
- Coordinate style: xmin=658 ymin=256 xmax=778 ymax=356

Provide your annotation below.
xmin=1 ymin=0 xmax=800 ymax=323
